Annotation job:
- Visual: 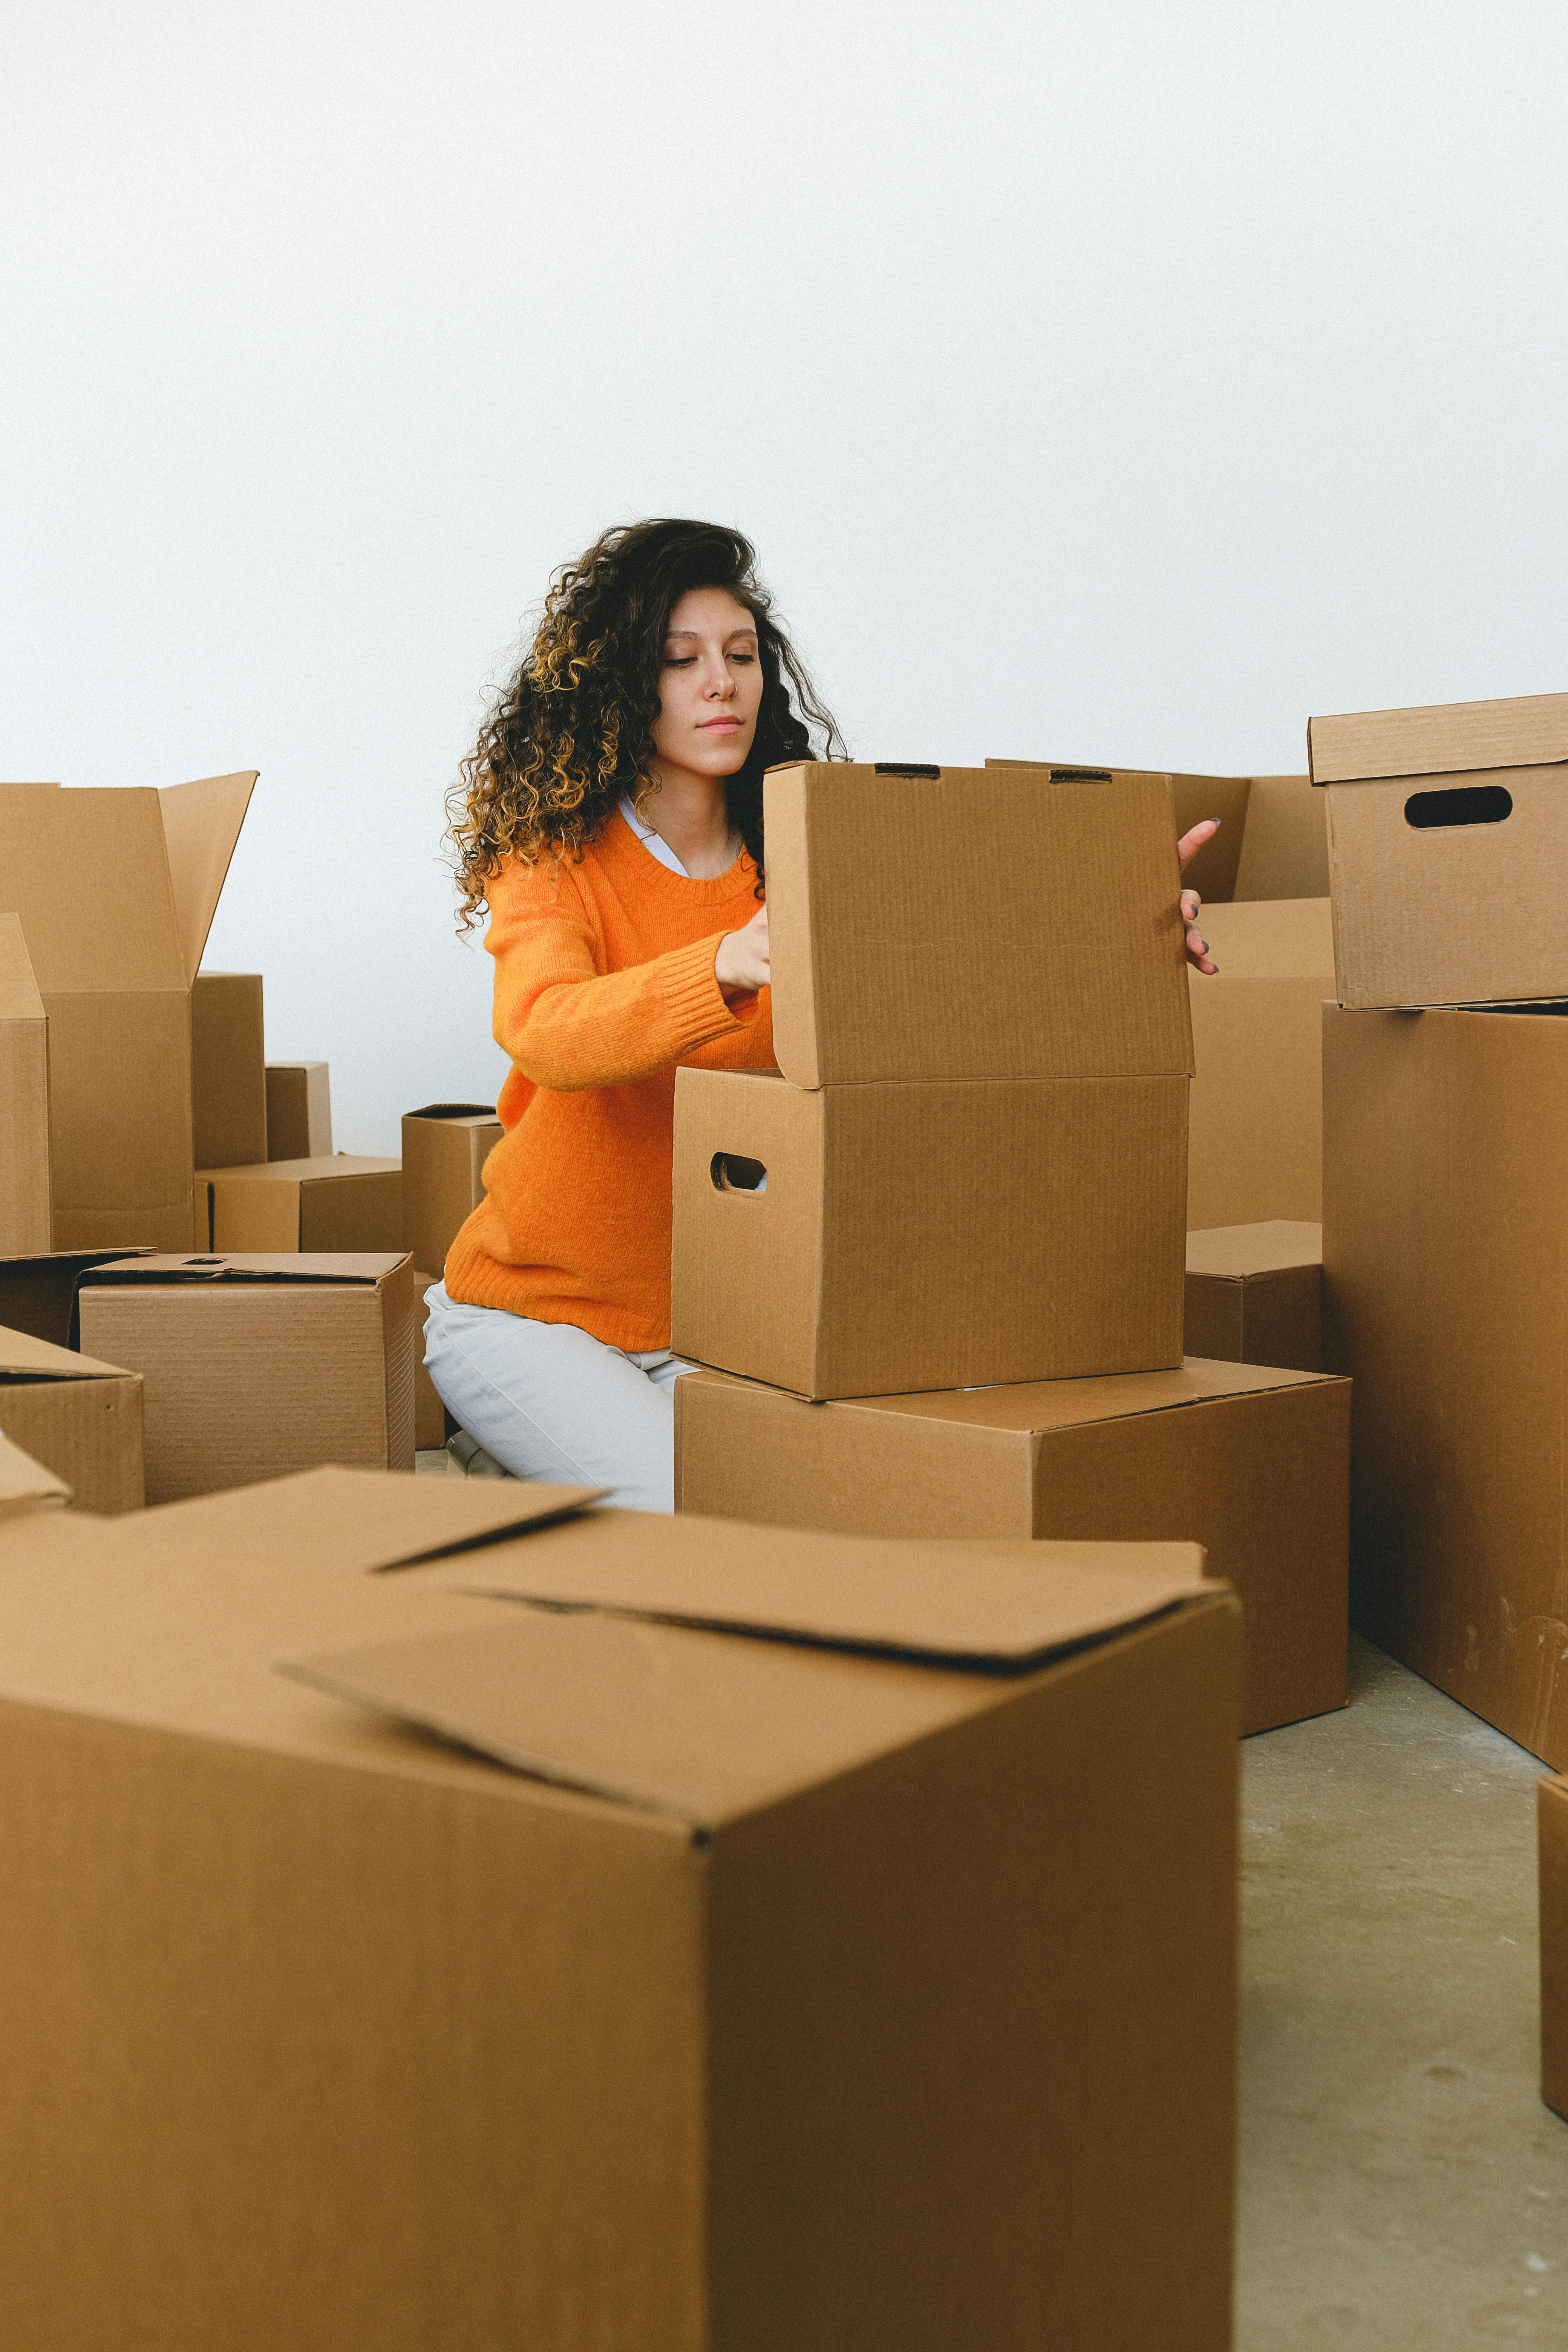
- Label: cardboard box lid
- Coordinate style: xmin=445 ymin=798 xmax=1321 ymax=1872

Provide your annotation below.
xmin=0 ymin=1428 xmax=70 ymax=1516
xmin=0 ymin=1326 xmax=134 ymax=1383
xmin=763 ymin=763 xmax=1193 ymax=1086
xmin=0 ymin=915 xmax=43 ymax=1023
xmin=1199 ymin=898 xmax=1334 ymax=978
xmin=158 ymin=772 xmax=259 ymax=985
xmin=200 ymin=1156 xmax=400 ymax=1189
xmin=79 ymin=1252 xmax=409 ymax=1289
xmin=1308 ymin=694 xmax=1568 ymax=786
xmin=1185 ymin=1222 xmax=1323 ymax=1282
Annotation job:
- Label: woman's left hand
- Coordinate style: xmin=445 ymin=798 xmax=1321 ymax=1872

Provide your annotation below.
xmin=1178 ymin=821 xmax=1220 ymax=975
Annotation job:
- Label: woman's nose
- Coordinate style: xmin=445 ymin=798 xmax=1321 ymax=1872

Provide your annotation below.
xmin=702 ymin=660 xmax=735 ymax=698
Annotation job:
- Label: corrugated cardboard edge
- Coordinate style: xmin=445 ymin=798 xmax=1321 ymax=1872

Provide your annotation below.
xmin=760 ymin=766 xmax=822 ymax=1088
xmin=157 ymin=771 xmax=259 ymax=986
xmin=1308 ymin=695 xmax=1568 ymax=786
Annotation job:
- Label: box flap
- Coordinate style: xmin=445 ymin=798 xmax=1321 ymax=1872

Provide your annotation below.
xmin=1198 ymin=898 xmax=1334 ymax=980
xmin=728 ymin=1355 xmax=1341 ymax=1437
xmin=0 ymin=1429 xmax=70 ymax=1516
xmin=1185 ymin=1222 xmax=1322 ymax=1282
xmin=0 ymin=916 xmax=44 ymax=1023
xmin=78 ymin=1253 xmax=408 ymax=1288
xmin=158 ymin=771 xmax=258 ymax=986
xmin=0 ymin=1325 xmax=133 ymax=1382
xmin=404 ymin=1103 xmax=500 ymax=1124
xmin=1308 ymin=694 xmax=1568 ymax=786
xmin=421 ymin=1507 xmax=1212 ymax=1667
xmin=0 ymin=787 xmax=187 ymax=990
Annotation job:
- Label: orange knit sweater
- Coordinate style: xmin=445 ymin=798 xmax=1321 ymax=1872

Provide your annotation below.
xmin=443 ymin=808 xmax=775 ymax=1349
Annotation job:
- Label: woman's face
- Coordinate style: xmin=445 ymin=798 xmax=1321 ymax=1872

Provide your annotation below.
xmin=651 ymin=587 xmax=764 ymax=781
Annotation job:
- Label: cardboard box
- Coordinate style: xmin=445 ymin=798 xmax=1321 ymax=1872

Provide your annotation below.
xmin=765 ymin=763 xmax=1193 ymax=1086
xmin=985 ymin=761 xmax=1329 ymax=905
xmin=1323 ymin=998 xmax=1568 ymax=1760
xmin=675 ymin=1356 xmax=1350 ymax=1734
xmin=0 ymin=771 xmax=256 ymax=1249
xmin=1309 ymin=690 xmax=1568 ymax=1008
xmin=401 ymin=1102 xmax=502 ymax=1275
xmin=191 ymin=971 xmax=267 ymax=1168
xmin=985 ymin=758 xmax=1251 ymax=904
xmin=672 ymin=1065 xmax=1188 ymax=1398
xmin=0 ymin=1325 xmax=143 ymax=1513
xmin=266 ymin=1060 xmax=332 ymax=1160
xmin=195 ymin=1153 xmax=402 ymax=1253
xmin=1185 ymin=1222 xmax=1323 ymax=1372
xmin=0 ymin=1246 xmax=155 ymax=1351
xmin=0 ymin=913 xmax=50 ymax=1254
xmin=77 ymin=1254 xmax=416 ymax=1504
xmin=0 ymin=1426 xmax=69 ymax=1521
xmin=0 ymin=1466 xmax=1241 ymax=2349
xmin=1540 ymin=1773 xmax=1568 ymax=2121
xmin=1187 ymin=897 xmax=1334 ymax=1228
xmin=412 ymin=1267 xmax=449 ymax=1449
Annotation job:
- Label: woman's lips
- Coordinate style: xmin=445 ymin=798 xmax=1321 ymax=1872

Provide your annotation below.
xmin=700 ymin=717 xmax=742 ymax=730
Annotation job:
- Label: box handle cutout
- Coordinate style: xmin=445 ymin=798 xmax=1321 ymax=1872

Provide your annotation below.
xmin=710 ymin=1153 xmax=768 ymax=1195
xmin=1049 ymin=767 xmax=1113 ymax=782
xmin=1404 ymin=784 xmax=1514 ymax=830
xmin=873 ymin=763 xmax=941 ymax=778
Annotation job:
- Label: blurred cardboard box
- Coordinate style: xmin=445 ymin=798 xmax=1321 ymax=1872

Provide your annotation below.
xmin=1324 ymin=999 xmax=1568 ymax=1761
xmin=77 ymin=1254 xmax=415 ymax=1503
xmin=0 ymin=1326 xmax=143 ymax=1513
xmin=0 ymin=914 xmax=50 ymax=1254
xmin=0 ymin=1468 xmax=1240 ymax=2350
xmin=0 ymin=771 xmax=256 ymax=1249
xmin=1185 ymin=1222 xmax=1323 ymax=1372
xmin=0 ymin=1246 xmax=155 ymax=1351
xmin=1540 ymin=1774 xmax=1568 ymax=2120
xmin=191 ymin=972 xmax=267 ymax=1168
xmin=195 ymin=1154 xmax=401 ymax=1253
xmin=676 ymin=1356 xmax=1349 ymax=1735
xmin=674 ymin=1066 xmax=1187 ymax=1398
xmin=1187 ymin=899 xmax=1334 ymax=1228
xmin=1309 ymin=690 xmax=1568 ymax=1008
xmin=0 ymin=1426 xmax=70 ymax=1522
xmin=401 ymin=1103 xmax=501 ymax=1276
xmin=412 ymin=1268 xmax=447 ymax=1449
xmin=265 ymin=1061 xmax=332 ymax=1160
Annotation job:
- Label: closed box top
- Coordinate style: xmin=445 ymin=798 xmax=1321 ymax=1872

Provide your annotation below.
xmin=1185 ymin=1222 xmax=1323 ymax=1282
xmin=1308 ymin=691 xmax=1568 ymax=785
xmin=80 ymin=1251 xmax=409 ymax=1293
xmin=763 ymin=764 xmax=1193 ymax=1086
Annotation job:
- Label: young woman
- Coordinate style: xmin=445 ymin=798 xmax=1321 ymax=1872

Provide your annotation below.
xmin=426 ymin=517 xmax=1218 ymax=1510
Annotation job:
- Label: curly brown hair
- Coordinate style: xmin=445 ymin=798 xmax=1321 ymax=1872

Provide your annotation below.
xmin=447 ymin=518 xmax=845 ymax=929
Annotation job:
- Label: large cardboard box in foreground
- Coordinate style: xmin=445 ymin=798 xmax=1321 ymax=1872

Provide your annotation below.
xmin=0 ymin=1326 xmax=143 ymax=1513
xmin=77 ymin=1254 xmax=415 ymax=1503
xmin=676 ymin=1357 xmax=1349 ymax=1735
xmin=1185 ymin=1222 xmax=1323 ymax=1372
xmin=0 ymin=772 xmax=257 ymax=1248
xmin=0 ymin=1468 xmax=1240 ymax=2351
xmin=402 ymin=1102 xmax=502 ymax=1275
xmin=0 ymin=913 xmax=50 ymax=1254
xmin=1187 ymin=898 xmax=1334 ymax=1228
xmin=195 ymin=1154 xmax=402 ymax=1252
xmin=1323 ymin=1000 xmax=1568 ymax=1760
xmin=1541 ymin=1773 xmax=1568 ymax=2120
xmin=1309 ymin=691 xmax=1568 ymax=1008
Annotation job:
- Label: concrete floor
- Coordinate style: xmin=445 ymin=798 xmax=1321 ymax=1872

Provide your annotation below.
xmin=416 ymin=1452 xmax=1568 ymax=2340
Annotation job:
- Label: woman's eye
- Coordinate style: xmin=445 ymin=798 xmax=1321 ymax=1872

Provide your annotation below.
xmin=663 ymin=655 xmax=697 ymax=668
xmin=730 ymin=652 xmax=756 ymax=665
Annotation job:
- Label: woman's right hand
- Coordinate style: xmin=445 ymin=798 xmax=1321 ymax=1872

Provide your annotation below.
xmin=715 ymin=904 xmax=770 ymax=998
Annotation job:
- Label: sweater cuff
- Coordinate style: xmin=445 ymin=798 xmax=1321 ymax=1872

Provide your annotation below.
xmin=661 ymin=932 xmax=745 ymax=1053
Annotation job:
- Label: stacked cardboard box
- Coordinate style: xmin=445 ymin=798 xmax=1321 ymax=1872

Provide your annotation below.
xmin=673 ymin=761 xmax=1351 ymax=1735
xmin=265 ymin=1060 xmax=333 ymax=1158
xmin=0 ymin=1462 xmax=1242 ymax=2346
xmin=1185 ymin=1221 xmax=1323 ymax=1372
xmin=402 ymin=1102 xmax=503 ymax=1447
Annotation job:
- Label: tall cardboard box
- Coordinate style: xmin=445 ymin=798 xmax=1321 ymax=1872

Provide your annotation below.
xmin=1323 ymin=1000 xmax=1568 ymax=1761
xmin=1185 ymin=1222 xmax=1323 ymax=1372
xmin=673 ymin=764 xmax=1193 ymax=1398
xmin=266 ymin=1061 xmax=333 ymax=1159
xmin=1309 ymin=690 xmax=1568 ymax=1008
xmin=675 ymin=1357 xmax=1349 ymax=1735
xmin=0 ymin=913 xmax=50 ymax=1254
xmin=77 ymin=1254 xmax=415 ymax=1503
xmin=195 ymin=1155 xmax=402 ymax=1253
xmin=1540 ymin=1774 xmax=1568 ymax=2121
xmin=0 ymin=771 xmax=257 ymax=1248
xmin=0 ymin=1326 xmax=143 ymax=1513
xmin=191 ymin=971 xmax=268 ymax=1167
xmin=1186 ymin=899 xmax=1334 ymax=1228
xmin=401 ymin=1102 xmax=502 ymax=1276
xmin=0 ymin=1468 xmax=1241 ymax=2350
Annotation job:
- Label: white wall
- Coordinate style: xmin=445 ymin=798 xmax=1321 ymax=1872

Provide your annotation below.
xmin=5 ymin=0 xmax=1565 ymax=1149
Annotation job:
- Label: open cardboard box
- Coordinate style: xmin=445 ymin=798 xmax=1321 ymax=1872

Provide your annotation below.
xmin=0 ymin=771 xmax=257 ymax=1250
xmin=0 ymin=1325 xmax=143 ymax=1513
xmin=0 ymin=1465 xmax=1240 ymax=2350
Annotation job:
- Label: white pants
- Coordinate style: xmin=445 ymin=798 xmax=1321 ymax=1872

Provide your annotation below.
xmin=421 ymin=1281 xmax=693 ymax=1513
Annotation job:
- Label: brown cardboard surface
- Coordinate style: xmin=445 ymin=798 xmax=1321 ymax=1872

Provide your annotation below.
xmin=766 ymin=763 xmax=1194 ymax=1088
xmin=0 ymin=1427 xmax=70 ymax=1516
xmin=412 ymin=1267 xmax=448 ymax=1448
xmin=0 ymin=773 xmax=257 ymax=1248
xmin=675 ymin=1356 xmax=1349 ymax=1735
xmin=1185 ymin=1221 xmax=1323 ymax=1372
xmin=1309 ymin=691 xmax=1568 ymax=784
xmin=265 ymin=1059 xmax=332 ymax=1158
xmin=77 ymin=1253 xmax=416 ymax=1502
xmin=1323 ymin=1000 xmax=1568 ymax=1761
xmin=672 ymin=1065 xmax=1187 ymax=1398
xmin=986 ymin=757 xmax=1251 ymax=903
xmin=0 ymin=913 xmax=50 ymax=1254
xmin=191 ymin=971 xmax=268 ymax=1169
xmin=401 ymin=1103 xmax=502 ymax=1274
xmin=0 ymin=1247 xmax=155 ymax=1349
xmin=197 ymin=1154 xmax=402 ymax=1254
xmin=1541 ymin=1775 xmax=1568 ymax=2120
xmin=0 ymin=1472 xmax=1241 ymax=2349
xmin=1187 ymin=899 xmax=1334 ymax=1228
xmin=0 ymin=1323 xmax=144 ymax=1513
xmin=1231 ymin=776 xmax=1330 ymax=900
